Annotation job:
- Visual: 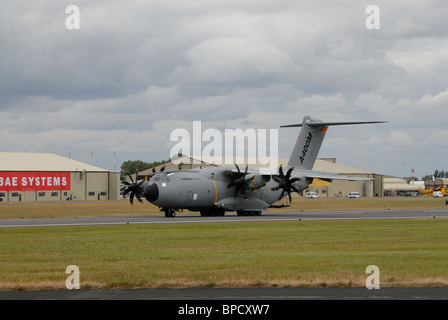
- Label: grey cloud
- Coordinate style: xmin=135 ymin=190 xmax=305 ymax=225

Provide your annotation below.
xmin=1 ymin=0 xmax=448 ymax=178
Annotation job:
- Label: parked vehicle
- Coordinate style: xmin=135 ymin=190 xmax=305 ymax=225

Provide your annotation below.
xmin=347 ymin=192 xmax=361 ymax=198
xmin=433 ymin=191 xmax=444 ymax=198
xmin=306 ymin=192 xmax=319 ymax=199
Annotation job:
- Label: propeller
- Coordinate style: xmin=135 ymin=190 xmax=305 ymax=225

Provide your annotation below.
xmin=123 ymin=165 xmax=166 ymax=204
xmin=122 ymin=169 xmax=145 ymax=205
xmin=270 ymin=165 xmax=302 ymax=203
xmin=226 ymin=164 xmax=254 ymax=201
xmin=152 ymin=165 xmax=166 ymax=175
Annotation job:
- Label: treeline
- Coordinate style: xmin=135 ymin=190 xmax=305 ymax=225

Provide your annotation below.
xmin=120 ymin=159 xmax=168 ymax=180
xmin=120 ymin=154 xmax=182 ymax=180
xmin=421 ymin=170 xmax=448 ymax=181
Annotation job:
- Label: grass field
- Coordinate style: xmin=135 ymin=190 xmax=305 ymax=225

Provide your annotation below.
xmin=1 ymin=197 xmax=447 ymax=291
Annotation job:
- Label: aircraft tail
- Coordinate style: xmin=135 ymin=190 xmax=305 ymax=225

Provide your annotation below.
xmin=281 ymin=116 xmax=386 ymax=170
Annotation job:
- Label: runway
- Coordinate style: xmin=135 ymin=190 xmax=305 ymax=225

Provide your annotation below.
xmin=1 ymin=208 xmax=447 ymax=228
xmin=1 ymin=287 xmax=448 ymax=300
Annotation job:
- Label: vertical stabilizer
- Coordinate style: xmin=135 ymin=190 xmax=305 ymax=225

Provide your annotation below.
xmin=284 ymin=116 xmax=327 ymax=169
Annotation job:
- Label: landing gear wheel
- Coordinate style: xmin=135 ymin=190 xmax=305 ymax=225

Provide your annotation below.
xmin=164 ymin=209 xmax=176 ymax=218
xmin=237 ymin=210 xmax=261 ymax=216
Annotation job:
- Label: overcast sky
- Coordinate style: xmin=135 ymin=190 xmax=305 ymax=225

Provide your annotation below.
xmin=1 ymin=0 xmax=447 ymax=179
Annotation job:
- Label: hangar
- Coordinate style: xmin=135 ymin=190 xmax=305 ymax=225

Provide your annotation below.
xmin=0 ymin=152 xmax=120 ymax=202
xmin=139 ymin=156 xmax=384 ymax=198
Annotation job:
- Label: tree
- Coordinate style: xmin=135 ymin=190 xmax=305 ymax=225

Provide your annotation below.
xmin=120 ymin=157 xmax=177 ymax=181
xmin=421 ymin=169 xmax=448 ymax=181
xmin=120 ymin=160 xmax=152 ymax=180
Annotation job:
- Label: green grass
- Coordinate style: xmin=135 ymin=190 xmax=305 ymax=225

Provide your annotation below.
xmin=1 ymin=219 xmax=447 ymax=290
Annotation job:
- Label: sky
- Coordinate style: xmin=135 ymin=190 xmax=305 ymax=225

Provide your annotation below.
xmin=1 ymin=0 xmax=447 ymax=179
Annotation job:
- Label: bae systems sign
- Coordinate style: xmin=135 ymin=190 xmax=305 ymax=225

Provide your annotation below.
xmin=0 ymin=172 xmax=71 ymax=191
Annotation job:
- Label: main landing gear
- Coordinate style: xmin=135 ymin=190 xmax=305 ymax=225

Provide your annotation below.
xmin=164 ymin=208 xmax=176 ymax=217
xmin=200 ymin=208 xmax=225 ymax=216
xmin=237 ymin=210 xmax=262 ymax=216
xmin=163 ymin=208 xmax=262 ymax=217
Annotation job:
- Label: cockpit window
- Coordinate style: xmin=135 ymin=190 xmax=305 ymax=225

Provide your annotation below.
xmin=152 ymin=173 xmax=171 ymax=183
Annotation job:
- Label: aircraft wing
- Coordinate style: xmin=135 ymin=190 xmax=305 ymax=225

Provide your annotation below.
xmin=226 ymin=166 xmax=371 ymax=182
xmin=302 ymin=170 xmax=372 ymax=182
xmin=226 ymin=166 xmax=276 ymax=176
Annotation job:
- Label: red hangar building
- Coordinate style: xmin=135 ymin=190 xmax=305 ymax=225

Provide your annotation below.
xmin=0 ymin=152 xmax=120 ymax=202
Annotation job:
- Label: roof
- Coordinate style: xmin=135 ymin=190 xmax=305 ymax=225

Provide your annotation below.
xmin=312 ymin=159 xmax=371 ymax=174
xmin=150 ymin=156 xmax=373 ymax=175
xmin=383 ymin=177 xmax=419 ymax=191
xmin=0 ymin=152 xmax=108 ymax=172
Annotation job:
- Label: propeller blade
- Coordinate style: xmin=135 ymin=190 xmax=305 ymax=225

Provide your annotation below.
xmin=240 ymin=188 xmax=248 ymax=201
xmin=286 ymin=167 xmax=294 ymax=180
xmin=289 ymin=177 xmax=301 ymax=184
xmin=234 ymin=186 xmax=240 ymax=199
xmin=279 ymin=165 xmax=284 ymax=178
xmin=235 ymin=164 xmax=241 ymax=175
xmin=126 ymin=171 xmax=134 ymax=184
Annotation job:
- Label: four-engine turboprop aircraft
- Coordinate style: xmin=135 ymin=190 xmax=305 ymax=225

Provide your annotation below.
xmin=122 ymin=115 xmax=386 ymax=217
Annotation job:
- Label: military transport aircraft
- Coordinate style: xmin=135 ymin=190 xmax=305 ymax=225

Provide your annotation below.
xmin=123 ymin=115 xmax=385 ymax=217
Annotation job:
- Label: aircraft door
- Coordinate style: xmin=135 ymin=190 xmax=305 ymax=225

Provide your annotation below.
xmin=186 ymin=191 xmax=194 ymax=204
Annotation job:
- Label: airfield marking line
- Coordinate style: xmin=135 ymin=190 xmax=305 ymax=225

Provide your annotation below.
xmin=1 ymin=214 xmax=448 ymax=228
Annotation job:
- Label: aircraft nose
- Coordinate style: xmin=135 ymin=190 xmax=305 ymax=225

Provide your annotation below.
xmin=144 ymin=183 xmax=159 ymax=202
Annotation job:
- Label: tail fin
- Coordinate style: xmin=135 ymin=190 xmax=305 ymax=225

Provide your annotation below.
xmin=281 ymin=115 xmax=386 ymax=170
xmin=283 ymin=116 xmax=327 ymax=169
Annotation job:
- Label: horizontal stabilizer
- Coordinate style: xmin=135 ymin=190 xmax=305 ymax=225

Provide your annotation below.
xmin=280 ymin=120 xmax=387 ymax=128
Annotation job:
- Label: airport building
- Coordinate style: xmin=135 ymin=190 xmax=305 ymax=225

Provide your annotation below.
xmin=306 ymin=158 xmax=384 ymax=198
xmin=140 ymin=156 xmax=385 ymax=198
xmin=0 ymin=152 xmax=120 ymax=202
xmin=425 ymin=177 xmax=448 ymax=189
